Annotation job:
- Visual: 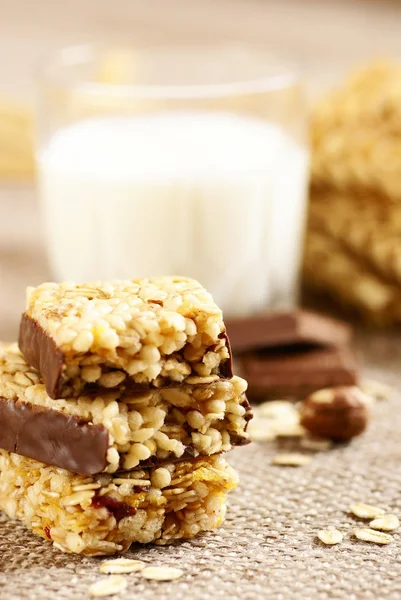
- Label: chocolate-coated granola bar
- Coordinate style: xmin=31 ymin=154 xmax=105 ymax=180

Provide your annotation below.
xmin=19 ymin=277 xmax=233 ymax=399
xmin=0 ymin=344 xmax=250 ymax=475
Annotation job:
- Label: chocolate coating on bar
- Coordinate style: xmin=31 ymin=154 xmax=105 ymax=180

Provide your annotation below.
xmin=19 ymin=313 xmax=65 ymax=399
xmin=239 ymin=346 xmax=359 ymax=401
xmin=218 ymin=332 xmax=233 ymax=379
xmin=19 ymin=314 xmax=233 ymax=399
xmin=0 ymin=396 xmax=109 ymax=476
xmin=225 ymin=310 xmax=352 ymax=352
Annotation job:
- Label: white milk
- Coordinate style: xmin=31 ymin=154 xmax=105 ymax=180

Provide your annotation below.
xmin=38 ymin=112 xmax=309 ymax=315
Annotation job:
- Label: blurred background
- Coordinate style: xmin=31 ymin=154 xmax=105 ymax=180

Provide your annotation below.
xmin=2 ymin=0 xmax=401 ymax=341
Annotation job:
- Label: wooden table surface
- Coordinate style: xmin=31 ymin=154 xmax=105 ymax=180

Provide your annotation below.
xmin=1 ymin=0 xmax=401 ymax=341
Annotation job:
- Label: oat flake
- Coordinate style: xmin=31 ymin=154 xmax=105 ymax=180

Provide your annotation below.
xmin=354 ymin=528 xmax=392 ymax=545
xmin=369 ymin=515 xmax=400 ymax=532
xmin=272 ymin=453 xmax=312 ymax=467
xmin=350 ymin=503 xmax=385 ymax=519
xmin=301 ymin=437 xmax=333 ymax=451
xmin=317 ymin=529 xmax=343 ymax=545
xmin=99 ymin=558 xmax=145 ymax=574
xmin=89 ymin=575 xmax=127 ymax=596
xmin=141 ymin=566 xmax=184 ymax=581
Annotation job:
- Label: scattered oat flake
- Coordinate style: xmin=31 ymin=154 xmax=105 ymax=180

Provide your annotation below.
xmin=247 ymin=423 xmax=276 ymax=442
xmin=354 ymin=528 xmax=392 ymax=545
xmin=272 ymin=453 xmax=312 ymax=467
xmin=100 ymin=558 xmax=145 ymax=574
xmin=141 ymin=566 xmax=184 ymax=581
xmin=318 ymin=529 xmax=343 ymax=545
xmin=274 ymin=423 xmax=305 ymax=438
xmin=350 ymin=503 xmax=385 ymax=519
xmin=250 ymin=402 xmax=304 ymax=441
xmin=301 ymin=437 xmax=333 ymax=451
xmin=88 ymin=575 xmax=127 ymax=597
xmin=259 ymin=401 xmax=298 ymax=418
xmin=369 ymin=515 xmax=400 ymax=532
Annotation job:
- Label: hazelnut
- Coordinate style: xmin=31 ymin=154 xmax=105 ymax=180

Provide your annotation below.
xmin=299 ymin=386 xmax=370 ymax=441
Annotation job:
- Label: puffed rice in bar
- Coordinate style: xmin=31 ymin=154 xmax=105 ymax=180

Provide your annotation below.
xmin=0 ymin=344 xmax=251 ymax=475
xmin=0 ymin=451 xmax=238 ymax=556
xmin=19 ymin=276 xmax=233 ymax=399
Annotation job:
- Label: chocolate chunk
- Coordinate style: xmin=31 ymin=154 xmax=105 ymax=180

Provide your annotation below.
xmin=137 ymin=446 xmax=198 ymax=469
xmin=238 ymin=346 xmax=359 ymax=401
xmin=225 ymin=310 xmax=352 ymax=353
xmin=0 ymin=396 xmax=109 ymax=476
xmin=135 ymin=428 xmax=252 ymax=470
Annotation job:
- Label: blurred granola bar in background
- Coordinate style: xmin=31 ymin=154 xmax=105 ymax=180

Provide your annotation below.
xmin=304 ymin=61 xmax=401 ymax=325
xmin=0 ymin=100 xmax=34 ymax=179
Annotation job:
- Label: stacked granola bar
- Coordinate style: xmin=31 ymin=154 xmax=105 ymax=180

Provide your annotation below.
xmin=304 ymin=61 xmax=401 ymax=324
xmin=0 ymin=276 xmax=251 ymax=556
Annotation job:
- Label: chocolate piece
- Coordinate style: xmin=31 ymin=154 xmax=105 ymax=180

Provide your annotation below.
xmin=225 ymin=310 xmax=352 ymax=353
xmin=239 ymin=346 xmax=359 ymax=401
xmin=19 ymin=314 xmax=233 ymax=399
xmin=0 ymin=396 xmax=109 ymax=476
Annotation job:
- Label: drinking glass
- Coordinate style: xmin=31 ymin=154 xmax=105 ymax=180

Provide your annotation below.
xmin=36 ymin=43 xmax=309 ymax=316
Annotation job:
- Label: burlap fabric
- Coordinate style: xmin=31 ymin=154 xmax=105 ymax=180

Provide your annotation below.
xmin=0 ymin=333 xmax=398 ymax=599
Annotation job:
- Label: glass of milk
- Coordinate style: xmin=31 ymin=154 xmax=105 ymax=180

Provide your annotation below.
xmin=37 ymin=44 xmax=309 ymax=316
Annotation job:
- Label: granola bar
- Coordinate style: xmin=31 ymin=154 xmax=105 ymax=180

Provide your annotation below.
xmin=19 ymin=277 xmax=233 ymax=399
xmin=308 ymin=188 xmax=401 ymax=288
xmin=306 ymin=61 xmax=401 ymax=324
xmin=0 ymin=451 xmax=238 ymax=556
xmin=304 ymin=228 xmax=401 ymax=324
xmin=311 ymin=60 xmax=401 ymax=202
xmin=0 ymin=344 xmax=250 ymax=475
